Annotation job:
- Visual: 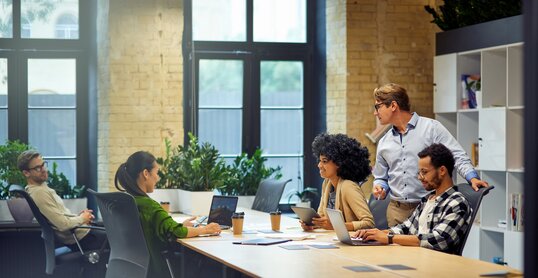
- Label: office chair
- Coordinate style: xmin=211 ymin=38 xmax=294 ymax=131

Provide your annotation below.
xmin=368 ymin=193 xmax=391 ymax=230
xmin=454 ymin=183 xmax=494 ymax=256
xmin=89 ymin=189 xmax=179 ymax=278
xmin=9 ymin=185 xmax=106 ymax=275
xmin=251 ymin=178 xmax=291 ymax=213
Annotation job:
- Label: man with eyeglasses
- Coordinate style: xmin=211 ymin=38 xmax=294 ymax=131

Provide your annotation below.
xmin=17 ymin=150 xmax=107 ymax=252
xmin=354 ymin=143 xmax=471 ymax=253
xmin=371 ymin=83 xmax=488 ymax=227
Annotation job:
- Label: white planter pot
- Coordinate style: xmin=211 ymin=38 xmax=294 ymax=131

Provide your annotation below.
xmin=0 ymin=200 xmax=15 ymax=221
xmin=63 ymin=198 xmax=88 ymax=214
xmin=295 ymin=201 xmax=311 ymax=208
xmin=237 ymin=195 xmax=256 ymax=209
xmin=177 ymin=189 xmax=214 ymax=216
xmin=148 ymin=189 xmax=180 ymax=212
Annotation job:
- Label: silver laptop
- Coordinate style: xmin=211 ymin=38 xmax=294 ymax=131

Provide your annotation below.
xmin=326 ymin=208 xmax=382 ymax=246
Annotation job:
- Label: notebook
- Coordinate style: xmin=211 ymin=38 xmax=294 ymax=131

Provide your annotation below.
xmin=326 ymin=208 xmax=382 ymax=246
xmin=232 ymin=238 xmax=291 ymax=246
xmin=206 ymin=195 xmax=238 ymax=229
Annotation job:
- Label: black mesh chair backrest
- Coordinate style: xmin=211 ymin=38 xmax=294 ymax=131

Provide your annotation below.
xmin=88 ymin=190 xmax=150 ymax=278
xmin=9 ymin=184 xmax=75 ymax=275
xmin=251 ymin=179 xmax=291 ymax=213
xmin=368 ymin=193 xmax=391 ymax=230
xmin=454 ymin=184 xmax=494 ymax=255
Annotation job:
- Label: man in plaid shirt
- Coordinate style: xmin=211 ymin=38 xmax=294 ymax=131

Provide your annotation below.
xmin=354 ymin=143 xmax=471 ymax=253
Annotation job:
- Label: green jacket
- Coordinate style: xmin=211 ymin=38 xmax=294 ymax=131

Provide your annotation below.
xmin=134 ymin=196 xmax=188 ymax=278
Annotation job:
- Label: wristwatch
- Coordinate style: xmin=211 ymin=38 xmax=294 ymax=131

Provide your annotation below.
xmin=387 ymin=230 xmax=394 ymax=244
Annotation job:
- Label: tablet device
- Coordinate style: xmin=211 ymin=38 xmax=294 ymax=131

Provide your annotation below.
xmin=291 ymin=206 xmax=320 ymax=226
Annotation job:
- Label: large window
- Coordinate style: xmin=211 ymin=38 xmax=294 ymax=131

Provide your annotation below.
xmin=186 ymin=0 xmax=322 ymax=203
xmin=0 ymin=0 xmax=94 ymax=189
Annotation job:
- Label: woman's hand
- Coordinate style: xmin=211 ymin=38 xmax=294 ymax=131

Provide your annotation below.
xmin=311 ymin=216 xmax=333 ymax=230
xmin=182 ymin=216 xmax=197 ymax=227
xmin=300 ymin=220 xmax=315 ymax=231
xmin=203 ymin=222 xmax=222 ymax=235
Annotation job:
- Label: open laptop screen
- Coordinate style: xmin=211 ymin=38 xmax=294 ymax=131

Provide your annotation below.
xmin=207 ymin=196 xmax=238 ymax=227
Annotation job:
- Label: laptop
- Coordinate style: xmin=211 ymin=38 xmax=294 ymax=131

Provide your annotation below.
xmin=326 ymin=208 xmax=382 ymax=246
xmin=205 ymin=195 xmax=238 ymax=229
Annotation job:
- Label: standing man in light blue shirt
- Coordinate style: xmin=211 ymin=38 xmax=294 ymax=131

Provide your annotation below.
xmin=371 ymin=83 xmax=488 ymax=227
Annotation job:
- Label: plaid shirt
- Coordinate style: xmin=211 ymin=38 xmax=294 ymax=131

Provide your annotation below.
xmin=390 ymin=187 xmax=472 ymax=253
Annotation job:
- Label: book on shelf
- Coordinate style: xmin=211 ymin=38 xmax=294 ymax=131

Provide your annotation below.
xmin=510 ymin=193 xmax=524 ymax=232
xmin=461 ymin=74 xmax=481 ymax=109
xmin=471 ymin=142 xmax=479 ymax=167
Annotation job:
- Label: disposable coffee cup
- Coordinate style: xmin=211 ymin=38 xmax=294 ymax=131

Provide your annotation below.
xmin=270 ymin=211 xmax=282 ymax=231
xmin=232 ymin=212 xmax=244 ymax=235
xmin=160 ymin=202 xmax=170 ymax=213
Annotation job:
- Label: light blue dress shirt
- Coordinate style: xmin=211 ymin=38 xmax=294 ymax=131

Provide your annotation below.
xmin=373 ymin=113 xmax=479 ymax=203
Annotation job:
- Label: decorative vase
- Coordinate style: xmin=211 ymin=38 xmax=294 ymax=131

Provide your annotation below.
xmin=7 ymin=198 xmax=34 ymax=222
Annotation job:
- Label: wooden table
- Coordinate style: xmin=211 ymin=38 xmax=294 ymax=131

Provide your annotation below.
xmin=175 ymin=209 xmax=522 ymax=278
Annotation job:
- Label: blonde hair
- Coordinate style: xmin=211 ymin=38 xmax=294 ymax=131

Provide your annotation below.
xmin=373 ymin=83 xmax=410 ymax=112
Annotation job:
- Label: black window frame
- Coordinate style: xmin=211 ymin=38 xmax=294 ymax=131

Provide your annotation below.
xmin=0 ymin=0 xmax=97 ymax=199
xmin=183 ymin=0 xmax=325 ymax=207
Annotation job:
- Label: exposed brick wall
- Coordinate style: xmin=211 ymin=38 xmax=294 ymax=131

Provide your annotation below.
xmin=327 ymin=0 xmax=438 ymax=193
xmin=97 ymin=0 xmax=184 ymax=192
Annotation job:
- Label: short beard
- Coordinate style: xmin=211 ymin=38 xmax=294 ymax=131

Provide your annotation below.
xmin=424 ymin=172 xmax=442 ymax=191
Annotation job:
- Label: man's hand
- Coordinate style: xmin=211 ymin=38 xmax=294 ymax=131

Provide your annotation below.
xmin=79 ymin=210 xmax=94 ymax=224
xmin=311 ymin=216 xmax=333 ymax=230
xmin=372 ymin=185 xmax=387 ymax=200
xmin=470 ymin=178 xmax=489 ymax=191
xmin=353 ymin=228 xmax=389 ymax=244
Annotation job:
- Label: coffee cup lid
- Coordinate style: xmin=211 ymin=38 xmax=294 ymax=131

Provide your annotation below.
xmin=270 ymin=211 xmax=281 ymax=215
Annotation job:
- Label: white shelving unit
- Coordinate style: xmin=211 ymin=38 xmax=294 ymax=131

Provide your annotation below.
xmin=434 ymin=42 xmax=524 ymax=271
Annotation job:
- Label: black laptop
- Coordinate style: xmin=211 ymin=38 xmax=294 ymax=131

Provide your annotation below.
xmin=205 ymin=195 xmax=238 ymax=229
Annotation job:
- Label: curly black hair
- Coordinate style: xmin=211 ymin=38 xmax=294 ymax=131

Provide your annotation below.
xmin=311 ymin=133 xmax=371 ymax=184
xmin=418 ymin=143 xmax=455 ymax=177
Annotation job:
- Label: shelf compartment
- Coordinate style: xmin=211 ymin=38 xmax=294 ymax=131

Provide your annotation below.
xmin=507 ymin=109 xmax=523 ymax=170
xmin=482 ymin=49 xmax=507 ymax=108
xmin=507 ymin=45 xmax=523 ymax=107
xmin=480 ymin=171 xmax=507 ymax=229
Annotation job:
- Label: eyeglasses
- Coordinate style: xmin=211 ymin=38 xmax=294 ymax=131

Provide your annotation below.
xmin=417 ymin=167 xmax=435 ymax=180
xmin=374 ymin=102 xmax=387 ymax=112
xmin=28 ymin=161 xmax=48 ymax=172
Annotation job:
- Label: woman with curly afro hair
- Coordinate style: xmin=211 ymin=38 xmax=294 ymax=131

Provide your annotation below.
xmin=301 ymin=133 xmax=375 ymax=231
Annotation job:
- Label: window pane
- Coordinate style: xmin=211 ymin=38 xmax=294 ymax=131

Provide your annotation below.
xmin=0 ymin=110 xmax=7 ymax=143
xmin=199 ymin=59 xmax=243 ymax=107
xmin=0 ymin=0 xmax=12 ymax=38
xmin=253 ymin=0 xmax=306 ymax=43
xmin=54 ymin=13 xmax=78 ymax=39
xmin=28 ymin=59 xmax=76 ymax=107
xmin=198 ymin=109 xmax=242 ymax=156
xmin=193 ymin=0 xmax=246 ymax=41
xmin=28 ymin=110 xmax=76 ymax=157
xmin=261 ymin=110 xmax=303 ymax=154
xmin=47 ymin=159 xmax=76 ymax=190
xmin=0 ymin=58 xmax=7 ymax=107
xmin=261 ymin=61 xmax=303 ymax=107
xmin=22 ymin=0 xmax=79 ymax=39
xmin=264 ymin=157 xmax=303 ymax=203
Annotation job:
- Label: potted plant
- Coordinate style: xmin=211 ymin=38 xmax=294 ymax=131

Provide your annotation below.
xmin=47 ymin=162 xmax=88 ymax=214
xmin=155 ymin=133 xmax=228 ymax=215
xmin=150 ymin=138 xmax=182 ymax=212
xmin=287 ymin=187 xmax=319 ymax=208
xmin=220 ymin=149 xmax=282 ymax=208
xmin=0 ymin=140 xmax=31 ymax=221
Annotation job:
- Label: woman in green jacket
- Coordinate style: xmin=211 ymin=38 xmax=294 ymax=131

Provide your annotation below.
xmin=114 ymin=151 xmax=221 ymax=278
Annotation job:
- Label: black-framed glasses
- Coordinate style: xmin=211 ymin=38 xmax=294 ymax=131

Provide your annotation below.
xmin=28 ymin=161 xmax=48 ymax=172
xmin=374 ymin=103 xmax=384 ymax=112
xmin=417 ymin=167 xmax=435 ymax=179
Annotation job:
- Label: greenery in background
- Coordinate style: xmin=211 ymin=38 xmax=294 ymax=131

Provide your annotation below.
xmin=424 ymin=0 xmax=522 ymax=31
xmin=157 ymin=133 xmax=228 ymax=191
xmin=287 ymin=187 xmax=318 ymax=204
xmin=260 ymin=61 xmax=302 ymax=93
xmin=0 ymin=140 xmax=31 ymax=199
xmin=47 ymin=162 xmax=86 ymax=199
xmin=220 ymin=149 xmax=283 ymax=196
xmin=0 ymin=0 xmax=57 ymax=37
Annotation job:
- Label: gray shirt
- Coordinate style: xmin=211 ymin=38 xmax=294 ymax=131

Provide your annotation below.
xmin=373 ymin=113 xmax=479 ymax=203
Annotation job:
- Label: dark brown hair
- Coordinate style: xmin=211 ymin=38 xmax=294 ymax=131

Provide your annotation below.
xmin=17 ymin=150 xmax=41 ymax=171
xmin=373 ymin=83 xmax=411 ymax=112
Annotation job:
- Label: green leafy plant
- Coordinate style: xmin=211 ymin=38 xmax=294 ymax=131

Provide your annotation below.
xmin=157 ymin=133 xmax=228 ymax=191
xmin=424 ymin=0 xmax=522 ymax=31
xmin=0 ymin=140 xmax=31 ymax=199
xmin=47 ymin=162 xmax=87 ymax=199
xmin=287 ymin=187 xmax=319 ymax=204
xmin=220 ymin=149 xmax=283 ymax=196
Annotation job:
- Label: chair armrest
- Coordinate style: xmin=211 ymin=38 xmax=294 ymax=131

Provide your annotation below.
xmin=74 ymin=225 xmax=106 ymax=231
